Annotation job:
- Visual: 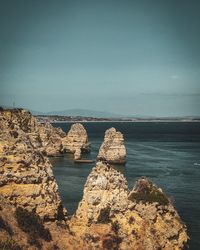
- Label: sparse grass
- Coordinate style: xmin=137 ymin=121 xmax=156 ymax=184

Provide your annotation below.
xmin=129 ymin=188 xmax=169 ymax=206
xmin=0 ymin=216 xmax=13 ymax=236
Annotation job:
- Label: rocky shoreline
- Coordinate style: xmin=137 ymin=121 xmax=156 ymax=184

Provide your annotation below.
xmin=0 ymin=108 xmax=189 ymax=249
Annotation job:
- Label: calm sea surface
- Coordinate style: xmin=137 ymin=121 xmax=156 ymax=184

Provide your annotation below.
xmin=50 ymin=122 xmax=200 ymax=250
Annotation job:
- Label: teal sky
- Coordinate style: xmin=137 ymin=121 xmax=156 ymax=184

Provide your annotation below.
xmin=0 ymin=0 xmax=200 ymax=116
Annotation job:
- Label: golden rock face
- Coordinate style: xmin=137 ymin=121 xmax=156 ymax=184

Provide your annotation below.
xmin=97 ymin=127 xmax=126 ymax=164
xmin=0 ymin=108 xmax=189 ymax=249
xmin=0 ymin=111 xmax=64 ymax=221
xmin=1 ymin=109 xmax=90 ymax=159
xmin=71 ymin=162 xmax=188 ymax=250
xmin=62 ymin=122 xmax=91 ymax=159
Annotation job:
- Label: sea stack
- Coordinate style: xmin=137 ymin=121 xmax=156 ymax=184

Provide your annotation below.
xmin=62 ymin=123 xmax=90 ymax=160
xmin=97 ymin=127 xmax=126 ymax=164
xmin=70 ymin=162 xmax=188 ymax=249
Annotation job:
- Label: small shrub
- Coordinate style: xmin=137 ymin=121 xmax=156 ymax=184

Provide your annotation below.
xmin=111 ymin=221 xmax=120 ymax=234
xmin=0 ymin=216 xmax=13 ymax=235
xmin=102 ymin=235 xmax=122 ymax=250
xmin=0 ymin=238 xmax=23 ymax=250
xmin=15 ymin=207 xmax=52 ymax=246
xmin=97 ymin=207 xmax=111 ymax=224
xmin=128 ymin=216 xmax=135 ymax=224
xmin=84 ymin=233 xmax=100 ymax=243
xmin=27 ymin=236 xmax=42 ymax=249
xmin=129 ymin=189 xmax=169 ymax=206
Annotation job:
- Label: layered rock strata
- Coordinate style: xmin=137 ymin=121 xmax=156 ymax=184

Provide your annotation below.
xmin=97 ymin=127 xmax=126 ymax=164
xmin=0 ymin=108 xmax=189 ymax=249
xmin=0 ymin=109 xmax=89 ymax=249
xmin=0 ymin=115 xmax=64 ymax=220
xmin=62 ymin=123 xmax=90 ymax=160
xmin=1 ymin=109 xmax=90 ymax=159
xmin=70 ymin=162 xmax=188 ymax=250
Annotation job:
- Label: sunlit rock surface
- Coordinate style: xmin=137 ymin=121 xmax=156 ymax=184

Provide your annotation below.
xmin=0 ymin=113 xmax=64 ymax=220
xmin=62 ymin=123 xmax=90 ymax=160
xmin=0 ymin=108 xmax=188 ymax=249
xmin=1 ymin=109 xmax=91 ymax=160
xmin=0 ymin=109 xmax=65 ymax=157
xmin=97 ymin=127 xmax=126 ymax=164
xmin=71 ymin=162 xmax=188 ymax=250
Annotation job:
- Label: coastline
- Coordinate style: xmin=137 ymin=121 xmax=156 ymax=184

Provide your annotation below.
xmin=47 ymin=120 xmax=200 ymax=123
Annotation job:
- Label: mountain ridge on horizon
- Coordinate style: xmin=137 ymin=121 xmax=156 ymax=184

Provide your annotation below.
xmin=1 ymin=106 xmax=200 ymax=119
xmin=31 ymin=108 xmax=200 ymax=119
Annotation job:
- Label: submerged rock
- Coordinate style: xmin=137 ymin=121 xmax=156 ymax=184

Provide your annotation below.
xmin=97 ymin=127 xmax=126 ymax=164
xmin=71 ymin=162 xmax=188 ymax=250
xmin=62 ymin=123 xmax=90 ymax=160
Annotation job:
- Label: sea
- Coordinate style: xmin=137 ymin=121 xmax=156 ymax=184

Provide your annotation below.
xmin=50 ymin=122 xmax=200 ymax=250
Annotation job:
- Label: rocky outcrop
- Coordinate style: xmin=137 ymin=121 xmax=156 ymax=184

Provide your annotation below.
xmin=0 ymin=108 xmax=65 ymax=157
xmin=36 ymin=122 xmax=65 ymax=157
xmin=70 ymin=162 xmax=188 ymax=249
xmin=97 ymin=127 xmax=126 ymax=164
xmin=0 ymin=115 xmax=64 ymax=220
xmin=0 ymin=108 xmax=189 ymax=249
xmin=0 ymin=197 xmax=88 ymax=250
xmin=0 ymin=109 xmax=89 ymax=249
xmin=1 ymin=109 xmax=91 ymax=159
xmin=62 ymin=123 xmax=90 ymax=160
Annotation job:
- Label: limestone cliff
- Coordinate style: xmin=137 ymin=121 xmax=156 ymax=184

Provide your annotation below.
xmin=0 ymin=197 xmax=88 ymax=250
xmin=0 ymin=109 xmax=189 ymax=249
xmin=0 ymin=109 xmax=88 ymax=249
xmin=62 ymin=123 xmax=90 ymax=160
xmin=97 ymin=127 xmax=126 ymax=164
xmin=0 ymin=114 xmax=64 ymax=220
xmin=1 ymin=108 xmax=65 ymax=157
xmin=70 ymin=162 xmax=188 ymax=250
xmin=0 ymin=109 xmax=91 ymax=159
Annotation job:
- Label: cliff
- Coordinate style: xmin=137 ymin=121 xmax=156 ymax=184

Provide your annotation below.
xmin=0 ymin=108 xmax=189 ymax=249
xmin=70 ymin=162 xmax=188 ymax=249
xmin=0 ymin=109 xmax=88 ymax=249
xmin=0 ymin=112 xmax=64 ymax=220
xmin=1 ymin=109 xmax=90 ymax=159
xmin=97 ymin=127 xmax=126 ymax=164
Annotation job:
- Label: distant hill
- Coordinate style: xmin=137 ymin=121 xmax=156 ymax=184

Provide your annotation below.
xmin=44 ymin=109 xmax=122 ymax=118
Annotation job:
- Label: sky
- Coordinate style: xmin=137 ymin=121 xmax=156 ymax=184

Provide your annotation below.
xmin=0 ymin=0 xmax=200 ymax=116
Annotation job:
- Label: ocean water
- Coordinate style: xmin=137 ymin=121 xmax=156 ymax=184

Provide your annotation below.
xmin=50 ymin=122 xmax=200 ymax=249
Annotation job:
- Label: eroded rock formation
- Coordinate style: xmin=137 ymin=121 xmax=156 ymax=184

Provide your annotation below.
xmin=0 ymin=109 xmax=88 ymax=249
xmin=0 ymin=109 xmax=90 ymax=159
xmin=70 ymin=162 xmax=188 ymax=249
xmin=97 ymin=127 xmax=126 ymax=164
xmin=0 ymin=197 xmax=88 ymax=250
xmin=62 ymin=123 xmax=90 ymax=160
xmin=0 ymin=108 xmax=189 ymax=249
xmin=0 ymin=114 xmax=64 ymax=220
